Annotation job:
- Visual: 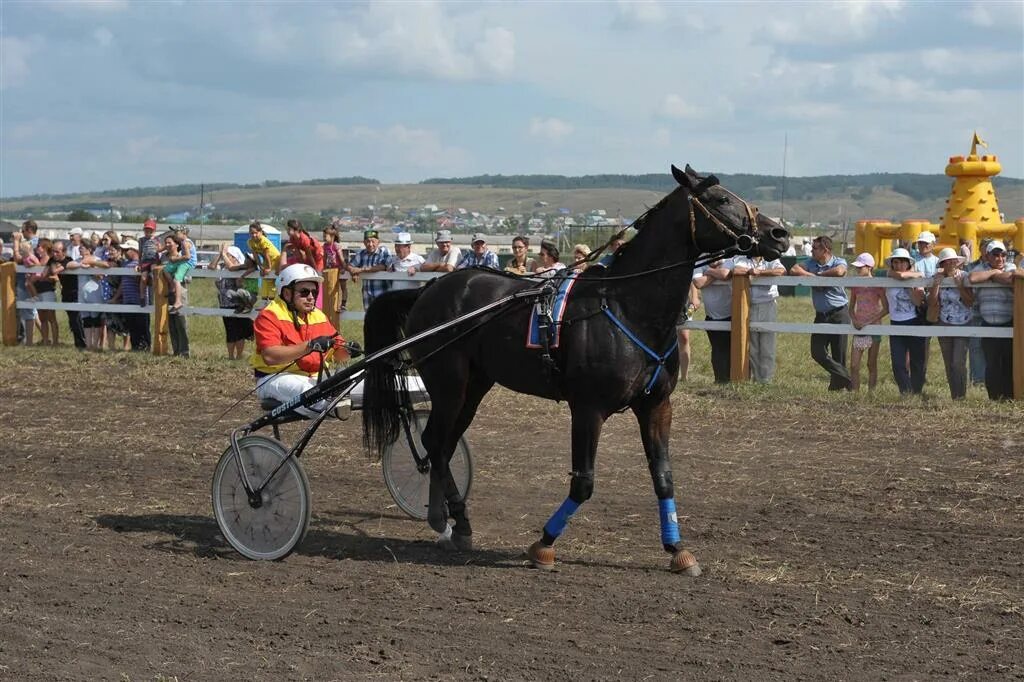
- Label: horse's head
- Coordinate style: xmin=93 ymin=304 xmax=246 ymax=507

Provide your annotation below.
xmin=671 ymin=164 xmax=789 ymax=260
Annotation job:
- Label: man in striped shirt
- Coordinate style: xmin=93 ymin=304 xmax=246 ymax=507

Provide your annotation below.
xmin=968 ymin=240 xmax=1018 ymax=400
xmin=346 ymin=228 xmax=393 ymax=310
xmin=457 ymin=233 xmax=500 ymax=270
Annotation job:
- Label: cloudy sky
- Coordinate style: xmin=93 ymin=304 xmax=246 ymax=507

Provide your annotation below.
xmin=2 ymin=0 xmax=1022 ymax=197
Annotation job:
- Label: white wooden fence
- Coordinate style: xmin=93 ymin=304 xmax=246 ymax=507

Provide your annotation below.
xmin=2 ymin=264 xmax=1021 ymax=396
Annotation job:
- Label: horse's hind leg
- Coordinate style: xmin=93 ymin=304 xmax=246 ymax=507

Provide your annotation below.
xmin=423 ymin=372 xmax=493 ymax=549
xmin=527 ymin=405 xmax=604 ymax=570
xmin=634 ymin=395 xmax=701 ymax=576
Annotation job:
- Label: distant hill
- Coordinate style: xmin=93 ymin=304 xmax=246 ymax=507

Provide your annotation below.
xmin=3 ymin=173 xmax=1022 ymax=229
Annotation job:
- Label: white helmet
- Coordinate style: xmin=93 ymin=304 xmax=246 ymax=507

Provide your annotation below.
xmin=277 ymin=263 xmax=323 ymax=296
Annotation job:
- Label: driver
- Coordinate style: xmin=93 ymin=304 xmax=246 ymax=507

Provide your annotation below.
xmin=251 ymin=264 xmax=351 ymax=418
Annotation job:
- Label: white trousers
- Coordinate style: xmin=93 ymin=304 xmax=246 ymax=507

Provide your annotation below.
xmin=256 ymin=373 xmax=328 ymax=419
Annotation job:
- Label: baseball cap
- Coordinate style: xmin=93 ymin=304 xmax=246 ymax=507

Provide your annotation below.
xmin=851 ymin=252 xmax=875 ymax=268
xmin=394 ymin=232 xmax=413 ymax=245
xmin=69 ymin=227 xmax=83 ymax=236
xmin=143 ymin=219 xmax=157 ymax=230
xmin=122 ymin=240 xmax=140 ymax=251
xmin=434 ymin=230 xmax=452 ymax=243
xmin=986 ymin=240 xmax=1006 ymax=254
xmin=363 ymin=229 xmax=379 ymax=240
xmin=916 ymin=231 xmax=936 ymax=244
xmin=471 ymin=233 xmax=486 ymax=244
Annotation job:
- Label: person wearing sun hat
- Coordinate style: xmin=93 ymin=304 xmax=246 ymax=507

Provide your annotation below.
xmin=346 ymin=228 xmax=393 ymax=309
xmin=885 ymin=247 xmax=927 ymax=395
xmin=421 ymin=229 xmax=462 ymax=273
xmin=927 ymin=247 xmax=973 ymax=399
xmin=968 ymin=240 xmax=1018 ymax=400
xmin=847 ymin=252 xmax=886 ymax=391
xmin=388 ymin=231 xmax=425 ymax=291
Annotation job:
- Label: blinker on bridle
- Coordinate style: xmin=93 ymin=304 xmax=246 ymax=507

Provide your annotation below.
xmin=687 ymin=179 xmax=760 ymax=254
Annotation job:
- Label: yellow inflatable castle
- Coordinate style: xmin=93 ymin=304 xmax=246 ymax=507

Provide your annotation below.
xmin=855 ymin=133 xmax=1021 ymax=264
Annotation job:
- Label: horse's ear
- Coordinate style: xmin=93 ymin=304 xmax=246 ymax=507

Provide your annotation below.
xmin=671 ymin=164 xmax=692 ymax=188
xmin=695 ymin=174 xmax=720 ymax=195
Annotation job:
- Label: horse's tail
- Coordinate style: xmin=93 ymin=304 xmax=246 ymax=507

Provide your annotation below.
xmin=361 ymin=288 xmax=424 ymax=458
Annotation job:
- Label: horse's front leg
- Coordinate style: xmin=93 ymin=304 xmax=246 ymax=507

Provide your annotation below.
xmin=634 ymin=395 xmax=701 ymax=576
xmin=527 ymin=406 xmax=604 ymax=570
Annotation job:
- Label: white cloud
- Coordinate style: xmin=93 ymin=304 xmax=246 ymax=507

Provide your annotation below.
xmin=314 ymin=122 xmax=341 ymax=142
xmin=658 ymin=94 xmax=700 ymax=120
xmin=963 ymin=1 xmax=1021 ymax=27
xmin=93 ymin=26 xmax=114 ymax=47
xmin=44 ymin=0 xmax=129 ymax=11
xmin=528 ymin=117 xmax=574 ymax=141
xmin=765 ymin=1 xmax=905 ymax=45
xmin=613 ymin=0 xmax=666 ymax=27
xmin=323 ymin=3 xmax=516 ymax=81
xmin=0 ymin=36 xmax=37 ymax=90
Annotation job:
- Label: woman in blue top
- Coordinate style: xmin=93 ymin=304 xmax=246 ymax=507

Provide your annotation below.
xmin=927 ymin=248 xmax=973 ymax=399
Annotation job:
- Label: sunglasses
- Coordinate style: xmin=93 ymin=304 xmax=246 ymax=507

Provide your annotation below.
xmin=293 ymin=286 xmax=319 ymax=298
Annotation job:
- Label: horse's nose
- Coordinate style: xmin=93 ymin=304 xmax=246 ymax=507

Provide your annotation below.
xmin=769 ymin=227 xmax=788 ymax=242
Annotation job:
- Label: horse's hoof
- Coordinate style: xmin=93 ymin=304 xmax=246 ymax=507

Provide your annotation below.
xmin=452 ymin=532 xmax=473 ymax=552
xmin=670 ymin=550 xmax=702 ymax=576
xmin=436 ymin=524 xmax=455 ymax=550
xmin=527 ymin=541 xmax=555 ymax=570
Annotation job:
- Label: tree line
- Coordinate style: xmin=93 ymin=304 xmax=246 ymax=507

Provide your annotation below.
xmin=420 ymin=172 xmax=1023 ymax=202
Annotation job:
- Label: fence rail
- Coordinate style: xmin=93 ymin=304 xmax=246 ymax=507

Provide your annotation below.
xmin=2 ymin=262 xmax=1021 ymax=397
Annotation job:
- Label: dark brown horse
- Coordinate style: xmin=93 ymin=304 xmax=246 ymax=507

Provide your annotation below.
xmin=363 ymin=165 xmax=789 ymax=573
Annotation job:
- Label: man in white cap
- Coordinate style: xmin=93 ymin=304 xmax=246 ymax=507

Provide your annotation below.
xmin=457 ymin=233 xmax=499 ymax=270
xmin=968 ymin=240 xmax=1019 ymax=400
xmin=420 ymin=229 xmax=461 ymax=273
xmin=388 ymin=232 xmax=425 ymax=290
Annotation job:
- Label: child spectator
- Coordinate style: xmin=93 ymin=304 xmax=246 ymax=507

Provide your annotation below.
xmin=848 ymin=253 xmax=886 ymax=391
xmin=79 ymin=243 xmax=105 ymax=351
xmin=243 ymin=221 xmax=282 ymax=300
xmin=138 ymin=219 xmax=163 ymax=306
xmin=283 ymin=219 xmax=325 ymax=272
xmin=30 ymin=239 xmax=60 ymax=346
xmin=322 ymin=224 xmax=349 ymax=311
xmin=162 ymin=226 xmax=196 ymax=312
xmin=16 ymin=240 xmax=40 ymax=345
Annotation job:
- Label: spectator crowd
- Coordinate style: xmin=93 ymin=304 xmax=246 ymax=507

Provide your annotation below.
xmin=4 ymin=219 xmax=1021 ymax=401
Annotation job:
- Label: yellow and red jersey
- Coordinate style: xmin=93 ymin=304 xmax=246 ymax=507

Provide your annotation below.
xmin=250 ymin=298 xmax=344 ymax=376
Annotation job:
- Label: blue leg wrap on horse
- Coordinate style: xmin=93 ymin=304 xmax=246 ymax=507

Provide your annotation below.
xmin=543 ymin=498 xmax=581 ymax=539
xmin=659 ymin=498 xmax=681 ymax=545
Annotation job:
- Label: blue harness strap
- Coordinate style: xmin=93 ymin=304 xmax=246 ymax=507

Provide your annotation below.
xmin=601 ymin=308 xmax=679 ymax=394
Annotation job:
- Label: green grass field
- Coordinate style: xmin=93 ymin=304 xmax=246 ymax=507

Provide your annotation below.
xmin=5 ymin=278 xmax=1011 ymax=411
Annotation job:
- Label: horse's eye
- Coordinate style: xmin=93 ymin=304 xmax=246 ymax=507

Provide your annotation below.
xmin=716 ymin=196 xmax=730 ymax=206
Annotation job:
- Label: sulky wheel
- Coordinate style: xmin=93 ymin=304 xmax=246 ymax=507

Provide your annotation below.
xmin=382 ymin=408 xmax=472 ymax=520
xmin=212 ymin=435 xmax=311 ymax=561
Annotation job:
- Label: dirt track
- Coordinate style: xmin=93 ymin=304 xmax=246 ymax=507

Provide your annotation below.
xmin=2 ymin=351 xmax=1022 ymax=680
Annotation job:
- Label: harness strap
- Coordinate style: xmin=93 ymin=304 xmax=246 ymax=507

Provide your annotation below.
xmin=601 ymin=306 xmax=679 ymax=394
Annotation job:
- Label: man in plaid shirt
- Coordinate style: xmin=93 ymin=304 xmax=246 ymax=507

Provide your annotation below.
xmin=456 ymin=233 xmax=500 ymax=270
xmin=346 ymin=229 xmax=393 ymax=310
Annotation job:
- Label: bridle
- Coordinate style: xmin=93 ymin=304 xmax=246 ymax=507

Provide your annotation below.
xmin=687 ymin=183 xmax=760 ymax=254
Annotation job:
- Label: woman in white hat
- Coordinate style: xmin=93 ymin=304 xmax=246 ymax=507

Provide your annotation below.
xmin=927 ymin=248 xmax=973 ymax=399
xmin=885 ymin=248 xmax=927 ymax=395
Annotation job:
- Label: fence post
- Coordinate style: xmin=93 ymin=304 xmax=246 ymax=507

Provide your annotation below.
xmin=152 ymin=266 xmax=170 ymax=356
xmin=1 ymin=262 xmax=16 ymax=346
xmin=1014 ymin=276 xmax=1023 ymax=400
xmin=323 ymin=267 xmax=340 ymax=330
xmin=730 ymin=275 xmax=751 ymax=382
